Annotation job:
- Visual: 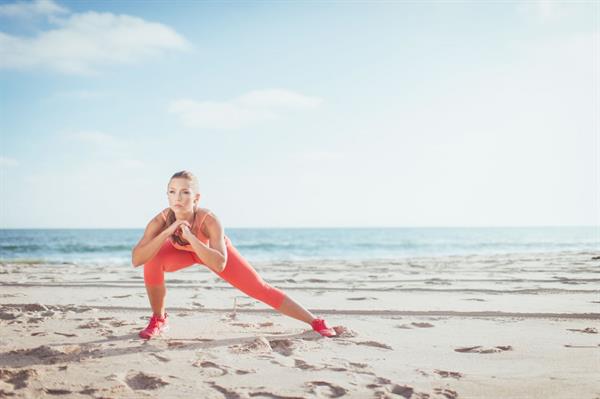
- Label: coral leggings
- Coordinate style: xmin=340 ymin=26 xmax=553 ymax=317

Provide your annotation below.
xmin=143 ymin=237 xmax=286 ymax=309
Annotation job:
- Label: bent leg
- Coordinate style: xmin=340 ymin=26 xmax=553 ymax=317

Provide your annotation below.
xmin=143 ymin=240 xmax=197 ymax=316
xmin=143 ymin=240 xmax=198 ymax=286
xmin=145 ymin=284 xmax=166 ymax=318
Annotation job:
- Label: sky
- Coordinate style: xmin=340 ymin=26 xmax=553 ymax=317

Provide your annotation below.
xmin=0 ymin=0 xmax=598 ymax=228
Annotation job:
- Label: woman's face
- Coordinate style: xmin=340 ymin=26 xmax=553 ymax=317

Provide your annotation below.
xmin=167 ymin=178 xmax=199 ymax=212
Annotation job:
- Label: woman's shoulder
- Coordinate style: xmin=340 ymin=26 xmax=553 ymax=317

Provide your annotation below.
xmin=152 ymin=208 xmax=170 ymax=224
xmin=196 ymin=207 xmax=220 ymax=235
xmin=196 ymin=207 xmax=215 ymax=222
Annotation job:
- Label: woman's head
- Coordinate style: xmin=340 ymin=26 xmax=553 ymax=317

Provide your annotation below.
xmin=167 ymin=170 xmax=200 ymax=213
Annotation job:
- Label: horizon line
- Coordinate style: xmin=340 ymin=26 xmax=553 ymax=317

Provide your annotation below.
xmin=0 ymin=225 xmax=598 ymax=230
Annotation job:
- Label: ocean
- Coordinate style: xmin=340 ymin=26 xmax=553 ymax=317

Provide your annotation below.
xmin=0 ymin=227 xmax=598 ymax=266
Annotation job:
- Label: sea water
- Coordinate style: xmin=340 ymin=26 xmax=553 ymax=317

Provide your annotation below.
xmin=0 ymin=226 xmax=598 ymax=266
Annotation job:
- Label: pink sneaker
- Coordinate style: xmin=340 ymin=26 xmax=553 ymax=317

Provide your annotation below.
xmin=139 ymin=313 xmax=169 ymax=339
xmin=311 ymin=318 xmax=337 ymax=337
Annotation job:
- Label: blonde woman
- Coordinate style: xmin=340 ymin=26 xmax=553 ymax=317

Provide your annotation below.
xmin=132 ymin=170 xmax=337 ymax=339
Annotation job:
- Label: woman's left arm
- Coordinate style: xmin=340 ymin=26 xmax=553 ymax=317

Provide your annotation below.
xmin=183 ymin=214 xmax=228 ymax=273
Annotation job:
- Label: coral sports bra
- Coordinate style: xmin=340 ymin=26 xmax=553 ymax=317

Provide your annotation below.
xmin=161 ymin=207 xmax=213 ymax=252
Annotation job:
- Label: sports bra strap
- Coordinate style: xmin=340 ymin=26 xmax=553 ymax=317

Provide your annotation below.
xmin=198 ymin=211 xmax=213 ymax=232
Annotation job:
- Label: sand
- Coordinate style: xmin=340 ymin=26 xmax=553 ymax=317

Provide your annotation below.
xmin=0 ymin=250 xmax=599 ymax=398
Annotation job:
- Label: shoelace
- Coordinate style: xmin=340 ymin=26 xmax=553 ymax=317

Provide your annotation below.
xmin=145 ymin=316 xmax=163 ymax=331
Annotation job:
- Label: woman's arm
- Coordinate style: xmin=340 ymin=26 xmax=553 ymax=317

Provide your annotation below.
xmin=131 ymin=216 xmax=170 ymax=267
xmin=183 ymin=213 xmax=227 ymax=273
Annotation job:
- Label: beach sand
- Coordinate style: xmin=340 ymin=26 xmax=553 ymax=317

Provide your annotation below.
xmin=1 ymin=251 xmax=599 ymax=398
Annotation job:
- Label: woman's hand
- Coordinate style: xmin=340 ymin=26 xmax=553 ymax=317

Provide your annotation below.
xmin=180 ymin=223 xmax=195 ymax=242
xmin=165 ymin=219 xmax=192 ymax=237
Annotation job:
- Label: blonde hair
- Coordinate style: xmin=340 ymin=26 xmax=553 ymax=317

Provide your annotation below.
xmin=165 ymin=170 xmax=201 ymax=246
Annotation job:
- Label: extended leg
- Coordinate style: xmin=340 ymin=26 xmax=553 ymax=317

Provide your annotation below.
xmin=215 ymin=247 xmax=337 ymax=336
xmin=276 ymin=294 xmax=315 ymax=324
xmin=216 ymin=244 xmax=318 ymax=325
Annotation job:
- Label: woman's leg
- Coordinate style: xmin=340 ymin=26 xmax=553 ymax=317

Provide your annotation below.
xmin=214 ymin=243 xmax=316 ymax=325
xmin=143 ymin=240 xmax=197 ymax=317
xmin=276 ymin=295 xmax=316 ymax=324
xmin=145 ymin=284 xmax=166 ymax=318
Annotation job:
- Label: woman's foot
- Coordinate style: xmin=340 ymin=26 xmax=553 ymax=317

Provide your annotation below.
xmin=139 ymin=313 xmax=169 ymax=339
xmin=311 ymin=317 xmax=337 ymax=337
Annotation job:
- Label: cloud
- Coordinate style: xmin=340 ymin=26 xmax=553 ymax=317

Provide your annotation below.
xmin=0 ymin=6 xmax=190 ymax=74
xmin=237 ymin=89 xmax=323 ymax=109
xmin=62 ymin=131 xmax=146 ymax=166
xmin=0 ymin=156 xmax=19 ymax=167
xmin=169 ymin=89 xmax=323 ymax=129
xmin=516 ymin=0 xmax=592 ymax=23
xmin=0 ymin=0 xmax=67 ymax=18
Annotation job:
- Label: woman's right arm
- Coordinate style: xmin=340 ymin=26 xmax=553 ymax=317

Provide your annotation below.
xmin=131 ymin=215 xmax=170 ymax=267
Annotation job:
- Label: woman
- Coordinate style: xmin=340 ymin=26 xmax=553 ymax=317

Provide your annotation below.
xmin=132 ymin=170 xmax=337 ymax=339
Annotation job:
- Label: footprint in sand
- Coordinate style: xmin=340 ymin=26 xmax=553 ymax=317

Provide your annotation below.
xmin=306 ymin=381 xmax=348 ymax=398
xmin=396 ymin=322 xmax=435 ymax=329
xmin=77 ymin=320 xmax=108 ymax=329
xmin=192 ymin=361 xmax=228 ymax=377
xmin=54 ymin=332 xmax=78 ymax=337
xmin=44 ymin=388 xmax=72 ymax=395
xmin=207 ymin=382 xmax=248 ymax=398
xmin=346 ymin=297 xmax=378 ymax=301
xmin=390 ymin=384 xmax=415 ymax=398
xmin=333 ymin=326 xmax=357 ymax=337
xmin=455 ymin=345 xmax=512 ymax=353
xmin=150 ymin=353 xmax=171 ymax=362
xmin=112 ymin=294 xmax=131 ymax=298
xmin=78 ymin=387 xmax=98 ymax=395
xmin=356 ymin=341 xmax=393 ymax=350
xmin=9 ymin=345 xmax=74 ymax=359
xmin=231 ymin=322 xmax=253 ymax=327
xmin=125 ymin=371 xmax=169 ymax=390
xmin=434 ymin=369 xmax=464 ymax=379
xmin=567 ymin=327 xmax=598 ymax=334
xmin=229 ymin=337 xmax=272 ymax=354
xmin=412 ymin=322 xmax=434 ymax=328
xmin=0 ymin=311 xmax=17 ymax=320
xmin=349 ymin=362 xmax=369 ymax=369
xmin=294 ymin=359 xmax=318 ymax=370
xmin=366 ymin=376 xmax=392 ymax=389
xmin=0 ymin=368 xmax=38 ymax=389
xmin=235 ymin=369 xmax=255 ymax=375
xmin=167 ymin=341 xmax=188 ymax=349
xmin=434 ymin=387 xmax=459 ymax=399
xmin=269 ymin=339 xmax=295 ymax=356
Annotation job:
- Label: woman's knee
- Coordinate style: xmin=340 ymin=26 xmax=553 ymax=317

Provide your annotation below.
xmin=143 ymin=261 xmax=165 ymax=286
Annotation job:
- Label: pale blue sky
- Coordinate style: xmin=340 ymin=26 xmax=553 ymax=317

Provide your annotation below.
xmin=0 ymin=0 xmax=598 ymax=228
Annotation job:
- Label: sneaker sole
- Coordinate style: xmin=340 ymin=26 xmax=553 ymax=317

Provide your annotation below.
xmin=139 ymin=325 xmax=170 ymax=339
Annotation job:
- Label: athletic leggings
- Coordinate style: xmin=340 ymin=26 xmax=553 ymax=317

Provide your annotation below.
xmin=143 ymin=237 xmax=286 ymax=309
